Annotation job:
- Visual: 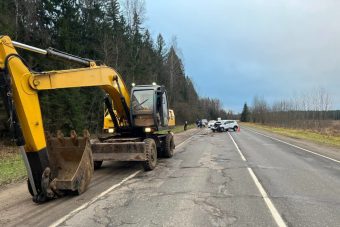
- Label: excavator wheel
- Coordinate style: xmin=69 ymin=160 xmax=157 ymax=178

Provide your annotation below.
xmin=143 ymin=138 xmax=157 ymax=171
xmin=163 ymin=133 xmax=175 ymax=158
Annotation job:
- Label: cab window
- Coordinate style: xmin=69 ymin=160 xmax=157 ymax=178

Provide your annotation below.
xmin=131 ymin=89 xmax=154 ymax=114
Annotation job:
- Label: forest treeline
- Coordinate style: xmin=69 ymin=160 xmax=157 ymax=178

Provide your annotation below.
xmin=240 ymin=88 xmax=340 ymax=134
xmin=0 ymin=0 xmax=227 ymax=134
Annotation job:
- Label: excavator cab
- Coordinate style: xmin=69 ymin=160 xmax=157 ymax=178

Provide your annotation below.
xmin=103 ymin=85 xmax=175 ymax=133
xmin=130 ymin=85 xmax=172 ymax=132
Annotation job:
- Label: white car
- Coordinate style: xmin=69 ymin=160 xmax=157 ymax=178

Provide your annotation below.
xmin=207 ymin=120 xmax=216 ymax=128
xmin=220 ymin=120 xmax=239 ymax=131
xmin=201 ymin=119 xmax=208 ymax=126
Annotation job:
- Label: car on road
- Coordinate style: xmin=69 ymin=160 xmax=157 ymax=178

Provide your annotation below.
xmin=210 ymin=120 xmax=225 ymax=132
xmin=208 ymin=120 xmax=216 ymax=128
xmin=211 ymin=120 xmax=239 ymax=132
xmin=220 ymin=120 xmax=239 ymax=131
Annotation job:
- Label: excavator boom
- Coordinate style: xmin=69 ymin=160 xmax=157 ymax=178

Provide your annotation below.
xmin=0 ymin=35 xmax=176 ymax=203
xmin=0 ymin=36 xmax=131 ymax=202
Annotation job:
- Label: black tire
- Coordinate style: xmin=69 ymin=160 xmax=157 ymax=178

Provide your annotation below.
xmin=94 ymin=160 xmax=103 ymax=170
xmin=163 ymin=133 xmax=175 ymax=158
xmin=233 ymin=126 xmax=238 ymax=131
xmin=143 ymin=138 xmax=157 ymax=171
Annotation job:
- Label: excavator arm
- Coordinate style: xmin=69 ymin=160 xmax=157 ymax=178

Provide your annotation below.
xmin=0 ymin=35 xmax=131 ymax=202
xmin=0 ymin=35 xmax=131 ymax=149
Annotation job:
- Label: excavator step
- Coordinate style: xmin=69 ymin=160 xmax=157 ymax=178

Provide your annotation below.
xmin=91 ymin=140 xmax=146 ymax=161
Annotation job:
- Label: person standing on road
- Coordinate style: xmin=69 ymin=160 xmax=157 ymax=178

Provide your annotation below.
xmin=184 ymin=121 xmax=188 ymax=131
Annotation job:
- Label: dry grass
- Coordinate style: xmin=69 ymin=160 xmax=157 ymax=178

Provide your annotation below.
xmin=242 ymin=122 xmax=340 ymax=148
xmin=324 ymin=120 xmax=340 ymax=136
xmin=0 ymin=144 xmax=26 ymax=186
xmin=171 ymin=124 xmax=196 ymax=134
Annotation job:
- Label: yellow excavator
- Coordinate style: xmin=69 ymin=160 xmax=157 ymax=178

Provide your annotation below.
xmin=0 ymin=35 xmax=175 ymax=203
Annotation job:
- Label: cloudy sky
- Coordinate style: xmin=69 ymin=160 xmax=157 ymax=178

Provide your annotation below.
xmin=145 ymin=0 xmax=340 ymax=112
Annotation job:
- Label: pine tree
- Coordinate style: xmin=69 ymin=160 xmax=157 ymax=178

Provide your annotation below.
xmin=0 ymin=0 xmax=230 ymax=132
xmin=156 ymin=34 xmax=166 ymax=59
xmin=240 ymin=103 xmax=251 ymax=122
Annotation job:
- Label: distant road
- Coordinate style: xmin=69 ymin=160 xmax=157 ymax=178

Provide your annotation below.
xmin=1 ymin=127 xmax=340 ymax=226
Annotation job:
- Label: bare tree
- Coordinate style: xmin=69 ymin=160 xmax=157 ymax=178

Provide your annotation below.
xmin=251 ymin=87 xmax=333 ymax=132
xmin=252 ymin=96 xmax=268 ymax=124
xmin=122 ymin=0 xmax=146 ymax=28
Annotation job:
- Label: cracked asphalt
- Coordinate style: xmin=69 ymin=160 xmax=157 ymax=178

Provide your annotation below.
xmin=2 ymin=127 xmax=340 ymax=227
xmin=0 ymin=129 xmax=199 ymax=227
xmin=59 ymin=129 xmax=277 ymax=227
xmin=60 ymin=127 xmax=340 ymax=227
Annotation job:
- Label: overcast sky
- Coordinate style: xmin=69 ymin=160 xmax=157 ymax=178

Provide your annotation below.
xmin=145 ymin=0 xmax=340 ymax=112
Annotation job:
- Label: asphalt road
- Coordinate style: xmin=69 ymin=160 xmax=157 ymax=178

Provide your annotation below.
xmin=0 ymin=129 xmax=199 ymax=227
xmin=1 ymin=127 xmax=340 ymax=226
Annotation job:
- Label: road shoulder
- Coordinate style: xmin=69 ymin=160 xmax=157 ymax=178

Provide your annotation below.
xmin=242 ymin=125 xmax=340 ymax=163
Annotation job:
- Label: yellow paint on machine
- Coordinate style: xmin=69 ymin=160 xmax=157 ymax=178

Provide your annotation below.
xmin=0 ymin=36 xmax=46 ymax=152
xmin=0 ymin=35 xmax=131 ymax=152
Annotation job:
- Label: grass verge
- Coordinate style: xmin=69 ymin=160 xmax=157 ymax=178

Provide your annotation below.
xmin=157 ymin=124 xmax=196 ymax=134
xmin=241 ymin=122 xmax=340 ymax=148
xmin=0 ymin=149 xmax=27 ymax=186
xmin=170 ymin=124 xmax=196 ymax=134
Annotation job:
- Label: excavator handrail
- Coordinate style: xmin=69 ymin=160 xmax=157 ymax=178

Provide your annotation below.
xmin=12 ymin=40 xmax=93 ymax=66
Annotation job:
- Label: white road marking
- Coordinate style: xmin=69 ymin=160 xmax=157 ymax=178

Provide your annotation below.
xmin=49 ymin=130 xmax=198 ymax=227
xmin=247 ymin=167 xmax=287 ymax=227
xmin=228 ymin=132 xmax=287 ymax=227
xmin=246 ymin=127 xmax=340 ymax=164
xmin=228 ymin=133 xmax=246 ymax=161
xmin=49 ymin=170 xmax=141 ymax=227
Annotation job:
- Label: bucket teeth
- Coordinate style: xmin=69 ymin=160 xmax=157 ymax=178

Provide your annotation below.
xmin=70 ymin=130 xmax=79 ymax=146
xmin=44 ymin=129 xmax=93 ymax=196
xmin=57 ymin=130 xmax=65 ymax=145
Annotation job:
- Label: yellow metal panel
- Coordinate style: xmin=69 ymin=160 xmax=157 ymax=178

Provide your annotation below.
xmin=31 ymin=66 xmax=131 ymax=126
xmin=0 ymin=36 xmax=46 ymax=152
xmin=168 ymin=109 xmax=176 ymax=127
xmin=31 ymin=67 xmax=116 ymax=89
xmin=1 ymin=36 xmax=132 ymax=153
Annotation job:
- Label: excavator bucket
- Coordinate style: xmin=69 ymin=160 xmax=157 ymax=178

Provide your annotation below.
xmin=45 ymin=130 xmax=93 ymax=194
